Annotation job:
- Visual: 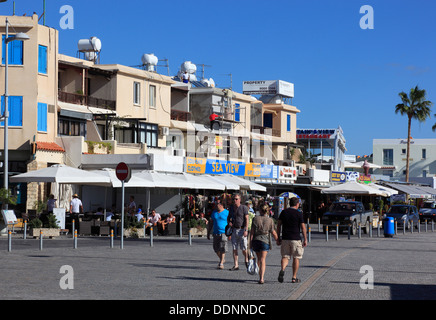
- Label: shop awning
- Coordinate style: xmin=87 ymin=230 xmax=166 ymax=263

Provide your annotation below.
xmin=321 ymin=181 xmax=386 ymax=196
xmin=210 ymin=174 xmax=267 ymax=192
xmin=384 ymin=183 xmax=434 ymax=199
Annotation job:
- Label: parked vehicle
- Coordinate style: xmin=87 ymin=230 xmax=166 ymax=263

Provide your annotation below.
xmin=386 ymin=205 xmax=419 ymax=229
xmin=419 ymin=201 xmax=436 ymax=223
xmin=321 ymin=201 xmax=373 ymax=235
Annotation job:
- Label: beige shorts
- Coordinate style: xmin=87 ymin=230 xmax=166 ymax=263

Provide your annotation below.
xmin=281 ymin=240 xmax=304 ymax=259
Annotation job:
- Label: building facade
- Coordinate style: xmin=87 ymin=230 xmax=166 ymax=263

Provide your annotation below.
xmin=1 ymin=14 xmax=309 ymax=213
xmin=373 ymin=139 xmax=436 ymax=179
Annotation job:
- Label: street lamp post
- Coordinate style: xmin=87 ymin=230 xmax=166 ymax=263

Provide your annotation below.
xmin=3 ymin=17 xmax=29 ymax=209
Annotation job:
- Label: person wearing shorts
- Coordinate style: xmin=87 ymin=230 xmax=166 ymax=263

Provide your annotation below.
xmin=250 ymin=204 xmax=279 ymax=284
xmin=207 ymin=202 xmax=229 ymax=269
xmin=228 ymin=194 xmax=249 ymax=271
xmin=276 ymin=197 xmax=307 ymax=283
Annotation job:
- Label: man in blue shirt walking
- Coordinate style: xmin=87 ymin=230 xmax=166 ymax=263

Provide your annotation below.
xmin=207 ymin=201 xmax=229 ymax=270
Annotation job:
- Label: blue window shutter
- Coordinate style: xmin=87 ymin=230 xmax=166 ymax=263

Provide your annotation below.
xmin=2 ymin=35 xmax=23 ymax=65
xmin=37 ymin=103 xmax=48 ymax=131
xmin=1 ymin=96 xmax=23 ymax=126
xmin=9 ymin=96 xmax=23 ymax=126
xmin=38 ymin=45 xmax=47 ymax=74
xmin=287 ymin=114 xmax=291 ymax=132
xmin=235 ymin=103 xmax=240 ymax=122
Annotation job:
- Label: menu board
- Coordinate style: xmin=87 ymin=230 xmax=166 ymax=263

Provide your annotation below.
xmin=1 ymin=210 xmax=17 ymax=225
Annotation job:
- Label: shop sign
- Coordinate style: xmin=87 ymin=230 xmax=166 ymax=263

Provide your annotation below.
xmin=331 ymin=171 xmax=346 ymax=183
xmin=296 ymin=129 xmax=336 ymax=140
xmin=278 ymin=166 xmax=297 ymax=181
xmin=186 ymin=157 xmax=260 ymax=177
xmin=358 ymin=174 xmax=373 ymax=184
xmin=260 ymin=164 xmax=278 ymax=179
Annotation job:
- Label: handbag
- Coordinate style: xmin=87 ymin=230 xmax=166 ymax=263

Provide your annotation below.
xmin=246 ymin=249 xmax=258 ymax=275
xmin=225 ymin=224 xmax=232 ymax=237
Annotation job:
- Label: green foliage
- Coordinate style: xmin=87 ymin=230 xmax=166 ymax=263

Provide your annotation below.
xmin=85 ymin=141 xmax=113 ymax=154
xmin=378 ymin=199 xmax=384 ymax=213
xmin=123 ymin=214 xmax=144 ymax=229
xmin=45 ymin=213 xmax=60 ymax=229
xmin=0 ymin=188 xmax=17 ymax=206
xmin=28 ymin=218 xmax=42 ymax=229
xmin=34 ymin=200 xmax=46 ymax=214
xmin=28 ymin=214 xmax=59 ymax=229
xmin=188 ymin=218 xmax=207 ymax=230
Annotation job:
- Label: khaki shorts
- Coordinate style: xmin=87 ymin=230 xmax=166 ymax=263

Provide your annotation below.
xmin=281 ymin=240 xmax=304 ymax=259
xmin=213 ymin=234 xmax=228 ymax=253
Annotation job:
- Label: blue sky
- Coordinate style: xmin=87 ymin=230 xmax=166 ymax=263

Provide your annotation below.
xmin=2 ymin=0 xmax=436 ymax=156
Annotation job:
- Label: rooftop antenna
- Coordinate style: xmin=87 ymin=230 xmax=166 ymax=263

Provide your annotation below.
xmin=158 ymin=58 xmax=170 ymax=76
xmin=219 ymin=73 xmax=232 ymax=90
xmin=196 ymin=63 xmax=212 ymax=80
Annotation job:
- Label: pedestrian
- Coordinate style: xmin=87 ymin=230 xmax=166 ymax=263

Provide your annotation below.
xmin=70 ymin=193 xmax=83 ymax=221
xmin=228 ymin=193 xmax=249 ymax=271
xmin=128 ymin=196 xmax=136 ymax=216
xmin=47 ymin=194 xmax=56 ymax=214
xmin=250 ymin=204 xmax=279 ymax=284
xmin=276 ymin=197 xmax=307 ymax=283
xmin=207 ymin=201 xmax=229 ymax=269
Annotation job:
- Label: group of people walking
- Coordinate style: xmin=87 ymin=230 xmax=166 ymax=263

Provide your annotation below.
xmin=207 ymin=193 xmax=307 ymax=284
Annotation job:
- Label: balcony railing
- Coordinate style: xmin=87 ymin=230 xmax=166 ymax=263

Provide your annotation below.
xmin=251 ymin=125 xmax=281 ymax=137
xmin=171 ymin=109 xmax=192 ymax=122
xmin=58 ymin=91 xmax=116 ymax=111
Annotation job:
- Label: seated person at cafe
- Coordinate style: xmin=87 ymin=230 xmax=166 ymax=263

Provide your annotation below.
xmin=135 ymin=205 xmax=144 ymax=222
xmin=161 ymin=211 xmax=176 ymax=232
xmin=105 ymin=207 xmax=114 ymax=221
xmin=146 ymin=209 xmax=161 ymax=227
xmin=95 ymin=207 xmax=104 ymax=215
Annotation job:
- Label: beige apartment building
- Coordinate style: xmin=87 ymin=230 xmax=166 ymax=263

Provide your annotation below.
xmin=1 ymin=14 xmax=301 ymax=212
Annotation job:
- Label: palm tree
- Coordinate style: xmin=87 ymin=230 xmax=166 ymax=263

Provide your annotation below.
xmin=433 ymin=114 xmax=436 ymax=132
xmin=395 ymin=86 xmax=433 ymax=182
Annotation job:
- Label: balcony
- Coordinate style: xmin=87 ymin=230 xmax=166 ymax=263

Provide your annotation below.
xmin=171 ymin=109 xmax=192 ymax=122
xmin=251 ymin=125 xmax=281 ymax=137
xmin=58 ymin=91 xmax=116 ymax=111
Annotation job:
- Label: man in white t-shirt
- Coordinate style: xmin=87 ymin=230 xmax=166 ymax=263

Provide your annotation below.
xmin=70 ymin=194 xmax=83 ymax=218
xmin=147 ymin=209 xmax=161 ymax=226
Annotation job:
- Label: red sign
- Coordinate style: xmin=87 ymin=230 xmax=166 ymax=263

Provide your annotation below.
xmin=116 ymin=162 xmax=131 ymax=181
xmin=296 ymin=134 xmax=331 ymax=139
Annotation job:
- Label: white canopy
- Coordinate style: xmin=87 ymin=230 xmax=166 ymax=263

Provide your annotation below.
xmin=367 ymin=184 xmax=399 ymax=197
xmin=10 ymin=164 xmax=111 ymax=185
xmin=90 ymin=168 xmax=155 ymax=188
xmin=212 ymin=174 xmax=267 ymax=192
xmin=178 ymin=173 xmax=227 ymax=190
xmin=321 ymin=181 xmax=386 ymax=196
xmin=134 ymin=170 xmax=188 ymax=189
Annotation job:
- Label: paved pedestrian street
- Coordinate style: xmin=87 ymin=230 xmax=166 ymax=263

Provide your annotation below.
xmin=0 ymin=227 xmax=435 ymax=304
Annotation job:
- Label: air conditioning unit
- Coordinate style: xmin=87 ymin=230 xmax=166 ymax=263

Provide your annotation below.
xmin=174 ymin=149 xmax=186 ymax=157
xmin=297 ymin=166 xmax=304 ymax=175
xmin=160 ymin=127 xmax=170 ymax=136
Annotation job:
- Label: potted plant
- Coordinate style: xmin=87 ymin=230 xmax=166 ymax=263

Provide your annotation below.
xmin=188 ymin=218 xmax=207 ymax=236
xmin=28 ymin=200 xmax=61 ymax=238
xmin=123 ymin=215 xmax=145 ymax=238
